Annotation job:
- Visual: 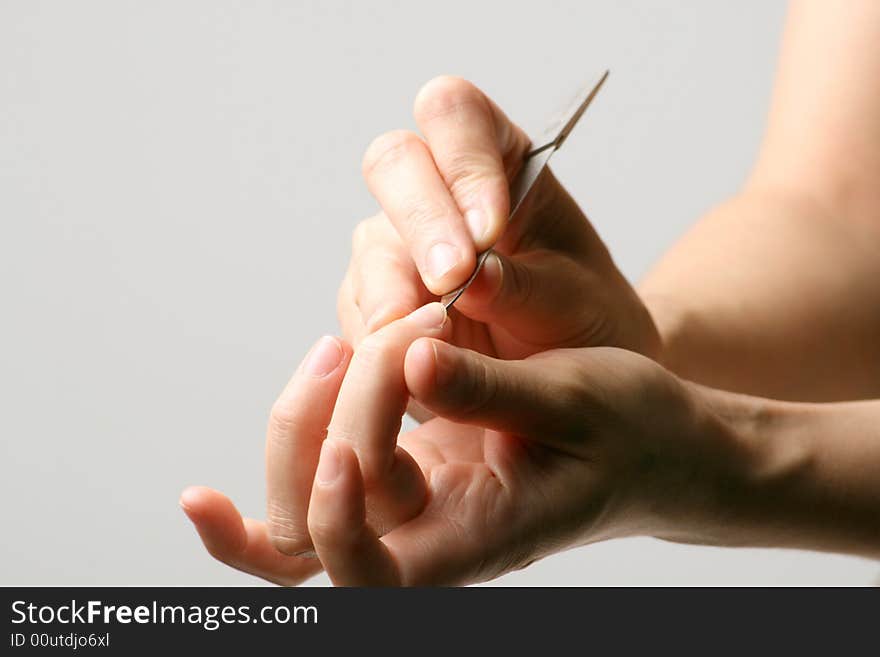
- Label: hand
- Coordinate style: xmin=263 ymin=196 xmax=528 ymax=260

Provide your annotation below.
xmin=182 ymin=303 xmax=454 ymax=574
xmin=182 ymin=305 xmax=757 ymax=585
xmin=339 ymin=76 xmax=659 ymax=364
xmin=306 ymin=338 xmax=761 ymax=585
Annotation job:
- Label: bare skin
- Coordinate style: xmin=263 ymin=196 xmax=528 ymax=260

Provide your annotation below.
xmin=642 ymin=0 xmax=880 ymax=401
xmin=181 ymin=0 xmax=880 ymax=584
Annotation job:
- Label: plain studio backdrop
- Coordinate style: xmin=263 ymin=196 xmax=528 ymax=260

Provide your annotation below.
xmin=2 ymin=0 xmax=877 ymax=586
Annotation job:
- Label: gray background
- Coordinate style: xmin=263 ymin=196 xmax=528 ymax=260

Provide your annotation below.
xmin=2 ymin=0 xmax=876 ymax=585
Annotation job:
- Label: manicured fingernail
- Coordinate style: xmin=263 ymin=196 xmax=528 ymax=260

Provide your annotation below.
xmin=426 ymin=242 xmax=460 ymax=281
xmin=303 ymin=336 xmax=343 ymax=377
xmin=406 ymin=302 xmax=447 ymax=330
xmin=316 ymin=439 xmax=341 ymax=485
xmin=465 ymin=207 xmax=487 ymax=243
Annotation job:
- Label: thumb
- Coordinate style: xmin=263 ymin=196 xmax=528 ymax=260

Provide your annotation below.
xmin=404 ymin=338 xmax=590 ymax=448
xmin=449 ymin=249 xmax=602 ymax=353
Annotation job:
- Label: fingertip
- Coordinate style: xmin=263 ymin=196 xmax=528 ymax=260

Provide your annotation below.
xmin=421 ymin=242 xmax=475 ymax=296
xmin=336 ymin=336 xmax=355 ymax=362
xmin=404 ymin=337 xmax=439 ymax=398
xmin=315 ymin=438 xmax=362 ymax=491
xmin=412 ymin=74 xmax=475 ymax=123
xmin=301 ymin=335 xmax=347 ymax=378
xmin=470 ymin=181 xmax=510 ymax=250
xmin=456 ymin=251 xmax=503 ymax=308
xmin=179 ymin=487 xmax=246 ymax=554
xmin=179 ymin=485 xmax=213 ymax=518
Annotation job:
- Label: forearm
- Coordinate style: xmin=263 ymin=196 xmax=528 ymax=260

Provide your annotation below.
xmin=638 ymin=0 xmax=880 ymax=402
xmin=670 ymin=386 xmax=880 ymax=560
xmin=640 ymin=188 xmax=880 ymax=401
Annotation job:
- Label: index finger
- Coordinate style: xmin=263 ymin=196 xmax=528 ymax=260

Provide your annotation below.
xmin=265 ymin=335 xmax=352 ymax=556
xmin=414 ymin=76 xmax=530 ymax=250
xmin=326 ymin=302 xmax=452 ymax=531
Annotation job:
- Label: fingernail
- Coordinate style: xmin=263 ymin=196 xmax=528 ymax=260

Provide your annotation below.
xmin=429 ymin=339 xmax=455 ymax=387
xmin=303 ymin=336 xmax=343 ymax=377
xmin=315 ymin=439 xmax=341 ymax=485
xmin=426 ymin=242 xmax=460 ymax=281
xmin=465 ymin=207 xmax=488 ymax=243
xmin=406 ymin=302 xmax=447 ymax=330
xmin=178 ymin=486 xmax=202 ymax=516
xmin=294 ymin=550 xmax=318 ymax=559
xmin=178 ymin=499 xmax=195 ymax=521
xmin=481 ymin=252 xmax=503 ymax=294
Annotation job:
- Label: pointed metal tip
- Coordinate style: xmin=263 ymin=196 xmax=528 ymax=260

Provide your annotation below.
xmin=553 ymin=69 xmax=611 ymax=150
xmin=441 ymin=289 xmax=463 ymax=310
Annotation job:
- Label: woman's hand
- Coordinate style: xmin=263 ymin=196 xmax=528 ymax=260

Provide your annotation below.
xmin=182 ymin=303 xmax=455 ymax=572
xmin=182 ymin=305 xmax=771 ymax=585
xmin=339 ymin=76 xmax=659 ymax=363
xmin=306 ymin=338 xmax=768 ymax=585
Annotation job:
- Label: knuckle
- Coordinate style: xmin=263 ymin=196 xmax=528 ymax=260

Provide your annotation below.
xmin=338 ymin=276 xmax=367 ymax=345
xmin=268 ymin=399 xmax=295 ymax=435
xmin=403 ymin=196 xmax=449 ymax=234
xmin=351 ymin=214 xmax=387 ymax=251
xmin=269 ymin=535 xmax=307 ymax=556
xmin=414 ymin=75 xmax=483 ymax=124
xmin=553 ymin=375 xmax=594 ymax=436
xmin=442 ymin=152 xmax=502 ymax=200
xmin=501 ymin=258 xmax=535 ymax=311
xmin=266 ymin=498 xmax=313 ymax=555
xmin=337 ymin=268 xmax=353 ymax=312
xmin=351 ymin=331 xmax=395 ymax=369
xmin=351 ymin=218 xmax=371 ymax=252
xmin=362 ymin=130 xmax=422 ymax=178
xmin=267 ymin=397 xmax=308 ymax=446
xmin=266 ymin=515 xmax=310 ymax=555
xmin=352 ymin=215 xmax=403 ymax=260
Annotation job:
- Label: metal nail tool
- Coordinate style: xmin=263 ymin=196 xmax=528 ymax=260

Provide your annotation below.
xmin=441 ymin=70 xmax=609 ymax=309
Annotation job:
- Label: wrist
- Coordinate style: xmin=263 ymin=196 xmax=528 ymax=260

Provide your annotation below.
xmin=638 ymin=382 xmax=809 ymax=548
xmin=656 ymin=385 xmax=880 ymax=558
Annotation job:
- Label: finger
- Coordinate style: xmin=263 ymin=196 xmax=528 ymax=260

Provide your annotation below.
xmin=414 ymin=75 xmax=530 ymax=250
xmin=338 ymin=274 xmax=437 ymax=424
xmin=308 ymin=439 xmax=401 ymax=586
xmin=404 ymin=339 xmax=589 ymax=450
xmin=450 ymin=249 xmax=603 ymax=352
xmin=308 ymin=439 xmax=511 ymax=586
xmin=265 ymin=335 xmax=352 ymax=555
xmin=327 ymin=302 xmax=452 ymax=530
xmin=337 ymin=268 xmax=368 ymax=348
xmin=492 ymin=168 xmax=605 ymax=258
xmin=308 ymin=444 xmax=498 ymax=586
xmin=362 ymin=130 xmax=476 ymax=294
xmin=349 ymin=217 xmax=427 ymax=332
xmin=179 ymin=486 xmax=322 ymax=586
